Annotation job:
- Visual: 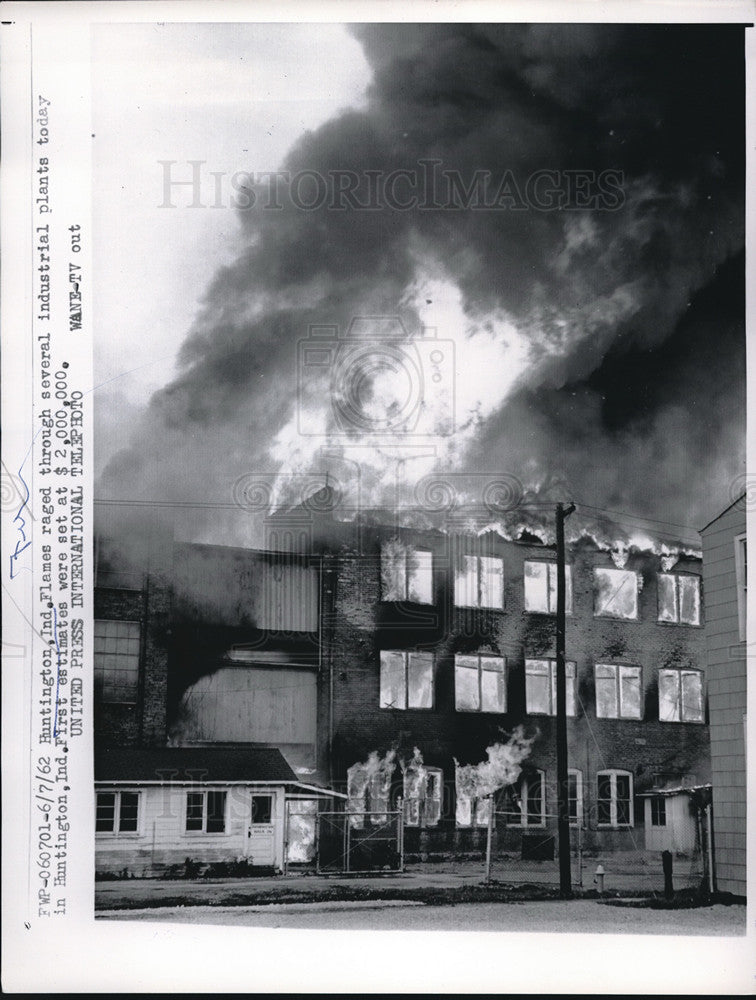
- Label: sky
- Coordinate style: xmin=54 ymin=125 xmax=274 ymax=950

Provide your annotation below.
xmin=93 ymin=21 xmax=746 ymax=550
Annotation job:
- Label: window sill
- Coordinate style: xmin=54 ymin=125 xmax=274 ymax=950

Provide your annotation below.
xmin=656 ymin=620 xmax=703 ymax=629
xmin=95 ymin=832 xmax=142 ymax=839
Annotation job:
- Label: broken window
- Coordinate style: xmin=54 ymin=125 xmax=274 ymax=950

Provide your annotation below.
xmin=454 ymin=767 xmax=492 ymax=829
xmin=594 ymin=663 xmax=642 ymax=719
xmin=380 ymin=539 xmax=433 ymax=604
xmin=185 ymin=790 xmax=227 ymax=833
xmin=94 ymin=619 xmax=141 ymax=704
xmin=658 ymin=668 xmax=704 ymax=723
xmin=379 ymin=650 xmax=434 ymax=709
xmin=657 ymin=573 xmax=701 ymax=625
xmin=524 ymin=561 xmax=573 ymax=614
xmin=525 ymin=659 xmax=576 ymax=716
xmin=503 ymin=772 xmax=545 ymax=827
xmin=454 ymin=653 xmax=506 ymax=713
xmin=347 ymin=753 xmax=396 ymax=829
xmin=403 ymin=766 xmax=443 ymax=827
xmin=454 ymin=555 xmax=504 ymax=609
xmin=597 ymin=770 xmax=633 ymax=827
xmin=95 ymin=791 xmax=140 ymax=834
xmin=651 ymin=796 xmax=667 ymax=827
xmin=594 ymin=568 xmax=639 ymax=619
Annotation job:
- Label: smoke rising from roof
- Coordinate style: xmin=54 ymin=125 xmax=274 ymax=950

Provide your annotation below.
xmin=97 ymin=23 xmax=745 ymax=547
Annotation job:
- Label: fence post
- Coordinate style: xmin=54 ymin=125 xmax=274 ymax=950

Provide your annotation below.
xmin=662 ymin=849 xmax=674 ymax=900
xmin=344 ymin=811 xmax=351 ymax=874
xmin=576 ymin=821 xmax=582 ymax=890
xmin=283 ymin=800 xmax=289 ymax=877
xmin=706 ymin=803 xmax=715 ymax=894
xmin=485 ymin=795 xmax=494 ymax=883
xmin=397 ymin=797 xmax=404 ymax=872
xmin=316 ymin=812 xmax=321 ymax=875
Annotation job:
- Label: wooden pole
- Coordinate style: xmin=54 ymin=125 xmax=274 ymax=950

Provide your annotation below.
xmin=556 ymin=502 xmax=575 ymax=898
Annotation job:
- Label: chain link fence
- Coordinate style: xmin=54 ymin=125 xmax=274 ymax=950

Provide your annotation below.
xmin=315 ymin=808 xmax=404 ymax=874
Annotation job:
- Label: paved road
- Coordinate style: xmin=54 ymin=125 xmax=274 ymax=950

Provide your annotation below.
xmin=98 ymin=898 xmax=746 ymax=935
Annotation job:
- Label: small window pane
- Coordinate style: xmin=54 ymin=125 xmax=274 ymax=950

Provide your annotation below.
xmin=456 ymin=794 xmax=472 ymax=828
xmin=479 ymin=557 xmax=503 ymax=609
xmin=526 ymin=660 xmax=551 ymax=714
xmin=455 ymin=555 xmax=478 ymax=607
xmin=408 ymin=549 xmax=433 ymax=604
xmin=615 ymin=775 xmax=631 ymax=825
xmin=524 ymin=561 xmax=549 ymax=612
xmin=481 ymin=657 xmax=506 ymax=713
xmin=679 ymin=577 xmax=700 ymax=626
xmin=380 ymin=651 xmax=406 ymax=709
xmin=380 ymin=541 xmax=406 ymax=601
xmin=620 ymin=666 xmax=642 ymax=719
xmin=651 ymin=797 xmax=666 ymax=826
xmin=658 ymin=573 xmax=678 ymax=622
xmin=681 ymin=671 xmax=704 ymax=722
xmin=455 ymin=655 xmax=480 ymax=712
xmin=595 ymin=664 xmax=618 ymax=718
xmin=659 ymin=670 xmax=681 ymax=722
xmin=96 ymin=792 xmax=116 ymax=832
xmin=251 ymin=795 xmax=272 ymax=824
xmin=475 ymin=797 xmax=491 ymax=827
xmin=186 ymin=792 xmax=204 ymax=831
xmin=597 ymin=774 xmax=612 ymax=825
xmin=118 ymin=792 xmax=139 ymax=832
xmin=408 ymin=652 xmax=433 ymax=709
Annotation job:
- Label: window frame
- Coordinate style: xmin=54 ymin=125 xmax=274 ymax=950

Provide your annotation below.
xmin=650 ymin=796 xmax=667 ymax=827
xmin=593 ymin=567 xmax=639 ymax=620
xmin=454 ymin=554 xmax=504 ymax=610
xmin=95 ymin=789 xmax=141 ymax=837
xmin=658 ymin=667 xmax=705 ymax=723
xmin=94 ymin=618 xmax=141 ymax=705
xmin=380 ymin=540 xmax=434 ymax=604
xmin=505 ymin=771 xmax=547 ymax=828
xmin=379 ymin=650 xmax=435 ymax=710
xmin=184 ymin=789 xmax=228 ymax=835
xmin=735 ymin=533 xmax=747 ymax=642
xmin=657 ymin=572 xmax=702 ymax=626
xmin=568 ymin=769 xmax=583 ymax=827
xmin=525 ymin=658 xmax=577 ymax=717
xmin=454 ymin=653 xmax=507 ymax=714
xmin=523 ymin=560 xmax=573 ymax=615
xmin=596 ymin=769 xmax=634 ymax=828
xmin=594 ymin=662 xmax=643 ymax=720
xmin=403 ymin=766 xmax=443 ymax=828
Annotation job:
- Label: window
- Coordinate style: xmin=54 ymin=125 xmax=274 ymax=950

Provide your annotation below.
xmin=735 ymin=534 xmax=747 ymax=642
xmin=95 ymin=791 xmax=140 ymax=834
xmin=94 ymin=619 xmax=141 ymax=704
xmin=185 ymin=790 xmax=227 ymax=833
xmin=347 ymin=756 xmax=396 ymax=829
xmin=594 ymin=568 xmax=638 ymax=619
xmin=403 ymin=767 xmax=443 ymax=827
xmin=597 ymin=770 xmax=633 ymax=827
xmin=504 ymin=772 xmax=546 ymax=827
xmin=251 ymin=794 xmax=272 ymax=824
xmin=454 ymin=653 xmax=506 ymax=713
xmin=568 ymin=770 xmax=583 ymax=826
xmin=657 ymin=573 xmax=701 ymax=625
xmin=651 ymin=796 xmax=667 ymax=827
xmin=658 ymin=668 xmax=704 ymax=723
xmin=524 ymin=561 xmax=573 ymax=614
xmin=381 ymin=540 xmax=433 ymax=603
xmin=525 ymin=659 xmax=576 ymax=716
xmin=455 ymin=789 xmax=492 ymax=828
xmin=594 ymin=663 xmax=642 ymax=719
xmin=380 ymin=650 xmax=434 ymax=709
xmin=455 ymin=555 xmax=504 ymax=609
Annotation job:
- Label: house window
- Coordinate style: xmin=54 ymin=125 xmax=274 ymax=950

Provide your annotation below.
xmin=454 ymin=653 xmax=506 ymax=713
xmin=735 ymin=534 xmax=747 ymax=642
xmin=568 ymin=770 xmax=583 ymax=826
xmin=594 ymin=568 xmax=639 ymax=620
xmin=651 ymin=796 xmax=667 ymax=827
xmin=347 ymin=757 xmax=396 ymax=829
xmin=185 ymin=790 xmax=227 ymax=833
xmin=95 ymin=790 xmax=140 ymax=834
xmin=594 ymin=663 xmax=642 ymax=719
xmin=524 ymin=561 xmax=573 ymax=614
xmin=403 ymin=767 xmax=443 ymax=827
xmin=657 ymin=573 xmax=701 ymax=625
xmin=94 ymin=619 xmax=140 ymax=704
xmin=381 ymin=540 xmax=433 ymax=603
xmin=597 ymin=770 xmax=633 ymax=827
xmin=379 ymin=650 xmax=434 ymax=709
xmin=658 ymin=668 xmax=704 ymax=723
xmin=455 ymin=555 xmax=504 ymax=609
xmin=251 ymin=794 xmax=273 ymax=824
xmin=504 ymin=772 xmax=546 ymax=827
xmin=525 ymin=659 xmax=576 ymax=716
xmin=455 ymin=790 xmax=492 ymax=828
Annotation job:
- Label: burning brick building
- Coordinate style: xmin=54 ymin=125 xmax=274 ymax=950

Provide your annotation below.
xmin=93 ymin=498 xmax=710 ymax=874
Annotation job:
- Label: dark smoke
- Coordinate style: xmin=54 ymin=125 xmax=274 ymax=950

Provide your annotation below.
xmin=98 ymin=23 xmax=745 ymax=545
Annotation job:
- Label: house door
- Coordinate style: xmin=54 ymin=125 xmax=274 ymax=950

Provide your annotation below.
xmin=246 ymin=794 xmax=275 ymax=866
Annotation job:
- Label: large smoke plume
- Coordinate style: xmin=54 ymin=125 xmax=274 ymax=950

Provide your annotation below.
xmin=97 ymin=24 xmax=745 ymax=548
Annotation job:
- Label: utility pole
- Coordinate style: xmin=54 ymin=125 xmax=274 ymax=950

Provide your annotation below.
xmin=556 ymin=501 xmax=576 ymax=898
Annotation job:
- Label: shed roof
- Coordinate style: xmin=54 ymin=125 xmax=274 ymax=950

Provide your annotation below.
xmin=95 ymin=745 xmax=298 ymax=784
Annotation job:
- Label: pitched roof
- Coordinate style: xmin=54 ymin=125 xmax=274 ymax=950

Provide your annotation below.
xmin=699 ymin=494 xmax=746 ymax=533
xmin=95 ymin=745 xmax=298 ymax=784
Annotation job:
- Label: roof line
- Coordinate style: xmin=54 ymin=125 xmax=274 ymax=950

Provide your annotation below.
xmin=699 ymin=494 xmax=746 ymax=533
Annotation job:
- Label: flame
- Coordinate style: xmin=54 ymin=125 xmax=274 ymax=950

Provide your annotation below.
xmin=454 ymin=725 xmax=535 ymax=799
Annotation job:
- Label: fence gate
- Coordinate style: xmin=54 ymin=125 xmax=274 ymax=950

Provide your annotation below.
xmin=316 ymin=808 xmax=404 ymax=875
